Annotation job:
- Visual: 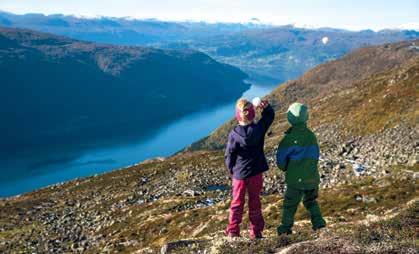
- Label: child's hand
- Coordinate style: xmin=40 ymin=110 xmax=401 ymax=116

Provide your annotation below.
xmin=259 ymin=100 xmax=269 ymax=109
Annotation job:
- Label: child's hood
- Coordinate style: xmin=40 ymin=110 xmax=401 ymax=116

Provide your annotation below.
xmin=287 ymin=103 xmax=309 ymax=126
xmin=232 ymin=124 xmax=261 ymax=146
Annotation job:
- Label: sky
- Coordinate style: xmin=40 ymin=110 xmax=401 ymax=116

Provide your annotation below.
xmin=0 ymin=0 xmax=418 ymax=31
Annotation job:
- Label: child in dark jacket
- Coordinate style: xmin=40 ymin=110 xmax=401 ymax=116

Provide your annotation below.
xmin=224 ymin=98 xmax=275 ymax=239
xmin=276 ymin=102 xmax=326 ymax=235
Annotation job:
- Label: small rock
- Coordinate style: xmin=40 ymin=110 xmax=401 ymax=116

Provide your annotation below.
xmin=354 ymin=194 xmax=363 ymax=202
xmin=183 ymin=189 xmax=200 ymax=197
xmin=407 ymin=156 xmax=418 ymax=167
xmin=71 ymin=242 xmax=79 ymax=250
xmin=353 ymin=163 xmax=366 ymax=176
xmin=205 ymin=198 xmax=214 ymax=206
xmin=362 ymin=196 xmax=377 ymax=204
xmin=161 ymin=240 xmax=201 ymax=254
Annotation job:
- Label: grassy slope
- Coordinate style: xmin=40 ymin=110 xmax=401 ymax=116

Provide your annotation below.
xmin=0 ymin=151 xmax=417 ymax=253
xmin=188 ymin=40 xmax=418 ymax=151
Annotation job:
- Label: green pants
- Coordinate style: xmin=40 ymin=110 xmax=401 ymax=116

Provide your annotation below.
xmin=277 ymin=186 xmax=326 ymax=233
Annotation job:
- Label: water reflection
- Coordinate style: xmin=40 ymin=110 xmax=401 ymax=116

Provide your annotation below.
xmin=0 ymin=83 xmax=276 ymax=197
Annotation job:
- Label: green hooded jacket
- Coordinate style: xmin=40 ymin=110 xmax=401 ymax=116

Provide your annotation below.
xmin=276 ymin=103 xmax=320 ymax=189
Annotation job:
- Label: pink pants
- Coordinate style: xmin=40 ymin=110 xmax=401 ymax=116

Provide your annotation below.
xmin=225 ymin=173 xmax=264 ymax=237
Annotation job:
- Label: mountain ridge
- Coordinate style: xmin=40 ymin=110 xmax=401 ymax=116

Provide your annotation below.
xmin=1 ymin=11 xmax=418 ymax=33
xmin=1 ymin=11 xmax=418 ymax=84
xmin=187 ymin=39 xmax=418 ymax=151
xmin=0 ymin=26 xmax=248 ymax=158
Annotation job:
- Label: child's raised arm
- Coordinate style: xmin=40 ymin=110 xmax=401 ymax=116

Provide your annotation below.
xmin=257 ymin=102 xmax=275 ymax=133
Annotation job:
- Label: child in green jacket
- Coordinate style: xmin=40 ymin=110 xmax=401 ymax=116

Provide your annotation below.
xmin=276 ymin=102 xmax=326 ymax=235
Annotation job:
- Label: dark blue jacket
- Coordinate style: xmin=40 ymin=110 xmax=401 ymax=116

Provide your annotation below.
xmin=225 ymin=105 xmax=275 ymax=179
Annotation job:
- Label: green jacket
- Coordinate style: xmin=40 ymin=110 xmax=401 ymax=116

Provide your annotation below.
xmin=276 ymin=124 xmax=320 ymax=189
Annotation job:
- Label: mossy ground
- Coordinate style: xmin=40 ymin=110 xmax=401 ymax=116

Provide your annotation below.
xmin=0 ymin=147 xmax=417 ymax=253
xmin=159 ymin=172 xmax=418 ymax=254
xmin=121 ymin=165 xmax=417 ymax=253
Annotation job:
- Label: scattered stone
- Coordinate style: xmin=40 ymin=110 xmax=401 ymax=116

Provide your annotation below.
xmin=353 ymin=163 xmax=366 ymax=177
xmin=183 ymin=190 xmax=200 ymax=197
xmin=161 ymin=240 xmax=202 ymax=254
xmin=354 ymin=194 xmax=363 ymax=202
xmin=362 ymin=196 xmax=378 ymax=204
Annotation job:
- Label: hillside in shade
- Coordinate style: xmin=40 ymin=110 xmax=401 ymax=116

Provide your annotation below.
xmin=0 ymin=27 xmax=248 ymax=158
xmin=0 ymin=39 xmax=417 ymax=253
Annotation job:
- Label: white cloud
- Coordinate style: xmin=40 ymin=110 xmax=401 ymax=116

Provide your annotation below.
xmin=397 ymin=22 xmax=419 ymax=31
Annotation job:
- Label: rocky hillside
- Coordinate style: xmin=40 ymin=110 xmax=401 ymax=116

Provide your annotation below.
xmin=0 ymin=40 xmax=418 ymax=253
xmin=0 ymin=27 xmax=248 ymax=158
xmin=189 ymin=39 xmax=418 ymax=151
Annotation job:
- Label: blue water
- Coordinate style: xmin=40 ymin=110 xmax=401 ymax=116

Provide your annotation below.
xmin=0 ymin=83 xmax=276 ymax=197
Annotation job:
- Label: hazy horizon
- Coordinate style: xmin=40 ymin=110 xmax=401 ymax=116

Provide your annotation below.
xmin=1 ymin=0 xmax=418 ymax=31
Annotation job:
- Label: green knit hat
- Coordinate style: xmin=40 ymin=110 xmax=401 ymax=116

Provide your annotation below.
xmin=287 ymin=102 xmax=309 ymax=125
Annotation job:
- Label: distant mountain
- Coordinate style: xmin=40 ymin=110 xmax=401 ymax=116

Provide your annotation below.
xmin=0 ymin=11 xmax=268 ymax=44
xmin=0 ymin=27 xmax=248 ymax=158
xmin=182 ymin=26 xmax=419 ymax=83
xmin=0 ymin=11 xmax=417 ymax=84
